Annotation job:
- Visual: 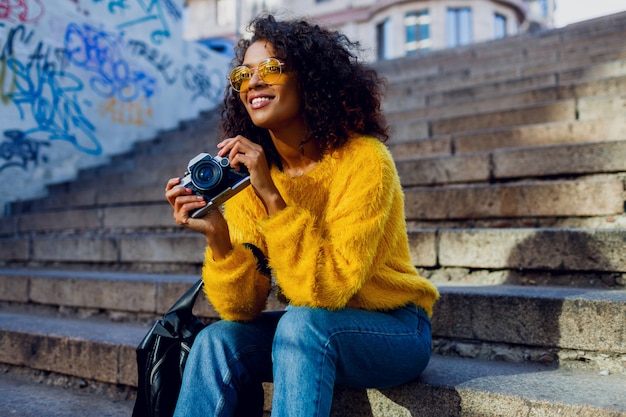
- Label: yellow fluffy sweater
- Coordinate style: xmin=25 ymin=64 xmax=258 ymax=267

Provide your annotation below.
xmin=202 ymin=135 xmax=439 ymax=321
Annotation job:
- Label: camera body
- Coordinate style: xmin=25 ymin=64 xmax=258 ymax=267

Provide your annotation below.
xmin=180 ymin=152 xmax=250 ymax=218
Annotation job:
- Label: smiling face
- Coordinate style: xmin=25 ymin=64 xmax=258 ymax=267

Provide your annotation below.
xmin=238 ymin=41 xmax=303 ymax=132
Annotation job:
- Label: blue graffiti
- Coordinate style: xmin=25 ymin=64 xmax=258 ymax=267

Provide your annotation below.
xmin=64 ymin=22 xmax=157 ymax=102
xmin=182 ymin=63 xmax=223 ymax=102
xmin=93 ymin=0 xmax=131 ymax=14
xmin=0 ymin=129 xmax=50 ymax=172
xmin=1 ymin=24 xmax=34 ymax=57
xmin=127 ymin=39 xmax=177 ymax=84
xmin=1 ymin=23 xmax=100 ymax=155
xmin=98 ymin=0 xmax=182 ymax=45
xmin=6 ymin=55 xmax=102 ymax=155
xmin=160 ymin=0 xmax=182 ymax=21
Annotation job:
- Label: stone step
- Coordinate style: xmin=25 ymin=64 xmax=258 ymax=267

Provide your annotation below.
xmin=0 ymin=204 xmax=171 ymax=236
xmin=384 ymin=72 xmax=558 ymax=114
xmin=0 ymin=233 xmax=207 ymax=273
xmin=2 ymin=225 xmax=625 ymax=273
xmin=90 ymin=128 xmax=220 ymax=178
xmin=383 ymin=42 xmax=626 ymax=96
xmin=428 ymin=94 xmax=626 ymax=138
xmin=492 ymin=140 xmax=626 ymax=179
xmin=389 ymin=118 xmax=626 ymax=159
xmin=386 ymin=75 xmax=626 ymax=122
xmin=415 ymin=57 xmax=626 ymax=111
xmin=42 ymin=110 xmax=221 ymax=188
xmin=0 ymin=311 xmax=141 ymax=387
xmin=77 ymin=91 xmax=617 ymax=190
xmin=332 ymin=354 xmax=626 ymax=417
xmin=3 ymin=355 xmax=626 ymax=417
xmin=1 ymin=270 xmax=624 ymax=371
xmin=0 ymin=269 xmax=211 ymax=320
xmin=457 ymin=117 xmax=625 ymax=154
xmin=5 ymin=139 xmax=624 ymax=230
xmin=408 ymin=228 xmax=626 ymax=272
xmin=395 ymin=140 xmax=626 ymax=186
xmin=0 ymin=269 xmax=281 ymax=321
xmin=432 ymin=284 xmax=626 ymax=374
xmin=0 ymin=310 xmax=625 ymax=416
xmin=12 ymin=130 xmax=625 ymax=218
xmin=403 ymin=177 xmax=624 ymax=220
xmin=390 ymin=98 xmax=577 ymax=142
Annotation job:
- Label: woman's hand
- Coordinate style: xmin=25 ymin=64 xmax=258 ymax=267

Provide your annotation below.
xmin=217 ymin=135 xmax=286 ymax=215
xmin=165 ymin=178 xmax=232 ymax=259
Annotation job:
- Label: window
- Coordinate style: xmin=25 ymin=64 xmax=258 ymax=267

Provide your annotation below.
xmin=446 ymin=7 xmax=472 ymax=48
xmin=405 ymin=10 xmax=431 ymax=54
xmin=376 ymin=18 xmax=392 ymax=60
xmin=494 ymin=13 xmax=507 ymax=39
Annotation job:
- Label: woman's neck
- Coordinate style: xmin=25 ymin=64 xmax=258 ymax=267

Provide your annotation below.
xmin=270 ymin=129 xmax=322 ymax=178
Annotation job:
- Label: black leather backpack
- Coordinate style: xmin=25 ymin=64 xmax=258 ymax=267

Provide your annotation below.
xmin=132 ymin=243 xmax=270 ymax=417
xmin=132 ymin=278 xmax=206 ymax=417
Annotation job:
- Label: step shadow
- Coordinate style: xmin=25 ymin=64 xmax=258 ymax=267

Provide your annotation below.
xmin=327 ymin=230 xmax=617 ymax=415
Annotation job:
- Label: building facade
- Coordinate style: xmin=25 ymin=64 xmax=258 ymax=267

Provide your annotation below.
xmin=184 ymin=0 xmax=556 ymax=61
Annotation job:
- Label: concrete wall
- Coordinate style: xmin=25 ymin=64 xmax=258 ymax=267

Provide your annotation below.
xmin=0 ymin=0 xmax=231 ymax=212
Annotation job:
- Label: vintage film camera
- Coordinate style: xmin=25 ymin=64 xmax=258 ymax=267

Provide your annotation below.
xmin=180 ymin=152 xmax=250 ymax=218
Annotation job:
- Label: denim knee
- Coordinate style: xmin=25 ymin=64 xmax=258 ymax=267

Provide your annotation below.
xmin=272 ymin=307 xmax=332 ymax=360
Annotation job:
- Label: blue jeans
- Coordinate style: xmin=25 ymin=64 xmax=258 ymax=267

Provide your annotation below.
xmin=173 ymin=304 xmax=432 ymax=417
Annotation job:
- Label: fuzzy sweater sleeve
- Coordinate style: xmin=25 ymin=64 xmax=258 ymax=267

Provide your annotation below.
xmin=258 ymin=138 xmax=398 ymax=309
xmin=201 ymin=243 xmax=271 ymax=321
xmin=201 ymin=190 xmax=271 ymax=322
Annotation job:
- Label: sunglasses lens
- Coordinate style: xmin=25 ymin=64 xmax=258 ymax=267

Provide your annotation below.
xmin=229 ymin=58 xmax=283 ymax=91
xmin=258 ymin=58 xmax=282 ymax=84
xmin=229 ymin=66 xmax=251 ymax=91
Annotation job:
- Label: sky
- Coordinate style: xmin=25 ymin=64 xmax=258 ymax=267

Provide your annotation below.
xmin=554 ymin=0 xmax=626 ymax=27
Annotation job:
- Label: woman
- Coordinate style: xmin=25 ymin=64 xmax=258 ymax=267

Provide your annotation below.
xmin=165 ymin=14 xmax=439 ymax=417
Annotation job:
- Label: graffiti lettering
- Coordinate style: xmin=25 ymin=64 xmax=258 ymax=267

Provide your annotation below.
xmin=160 ymin=0 xmax=182 ymax=21
xmin=98 ymin=97 xmax=152 ymax=125
xmin=127 ymin=39 xmax=177 ymax=84
xmin=0 ymin=129 xmax=49 ymax=172
xmin=112 ymin=0 xmax=180 ymax=45
xmin=64 ymin=22 xmax=157 ymax=102
xmin=0 ymin=0 xmax=45 ymax=24
xmin=7 ymin=56 xmax=102 ymax=155
xmin=1 ymin=23 xmax=35 ymax=57
xmin=2 ymin=24 xmax=70 ymax=81
xmin=27 ymin=40 xmax=71 ymax=73
xmin=93 ymin=0 xmax=130 ymax=14
xmin=182 ymin=63 xmax=223 ymax=102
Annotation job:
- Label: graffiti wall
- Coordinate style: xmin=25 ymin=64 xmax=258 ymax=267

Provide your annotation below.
xmin=0 ymin=0 xmax=230 ymax=213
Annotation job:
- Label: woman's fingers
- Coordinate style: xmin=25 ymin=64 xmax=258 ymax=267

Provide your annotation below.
xmin=164 ymin=177 xmax=206 ymax=226
xmin=165 ymin=178 xmax=191 ymax=206
xmin=173 ymin=194 xmax=205 ymax=215
xmin=218 ymin=136 xmax=262 ymax=162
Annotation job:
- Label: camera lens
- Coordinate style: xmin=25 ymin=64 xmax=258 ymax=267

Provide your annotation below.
xmin=191 ymin=159 xmax=223 ymax=190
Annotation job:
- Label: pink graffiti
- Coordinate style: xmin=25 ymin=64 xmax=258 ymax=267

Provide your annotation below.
xmin=0 ymin=0 xmax=44 ymax=24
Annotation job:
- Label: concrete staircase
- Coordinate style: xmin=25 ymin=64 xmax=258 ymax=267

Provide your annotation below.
xmin=1 ymin=11 xmax=626 ymax=417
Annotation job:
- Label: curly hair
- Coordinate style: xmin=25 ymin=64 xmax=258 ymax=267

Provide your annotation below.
xmin=220 ymin=14 xmax=389 ymax=169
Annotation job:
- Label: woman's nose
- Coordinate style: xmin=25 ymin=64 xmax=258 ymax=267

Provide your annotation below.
xmin=247 ymin=69 xmax=264 ymax=89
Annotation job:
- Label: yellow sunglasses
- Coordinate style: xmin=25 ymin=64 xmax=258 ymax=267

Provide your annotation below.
xmin=228 ymin=57 xmax=285 ymax=92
